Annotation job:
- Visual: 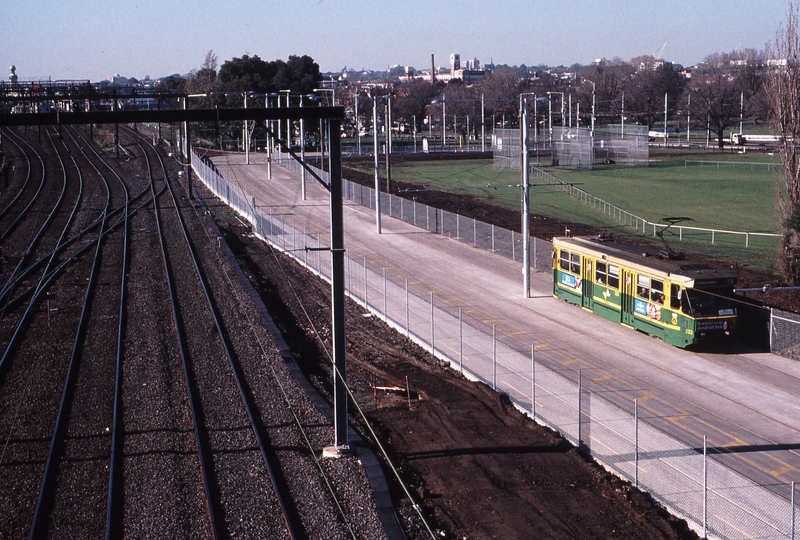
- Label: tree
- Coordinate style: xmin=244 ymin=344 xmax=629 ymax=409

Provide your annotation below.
xmin=436 ymin=81 xmax=483 ymax=140
xmin=393 ymin=79 xmax=440 ymax=130
xmin=686 ymin=71 xmax=742 ymax=148
xmin=624 ymin=64 xmax=686 ymax=130
xmin=479 ymin=67 xmax=523 ymax=127
xmin=185 ymin=50 xmax=218 ymax=106
xmin=273 ymin=55 xmax=321 ymax=95
xmin=156 ymin=75 xmax=185 ymax=94
xmin=218 ymin=54 xmax=281 ymax=96
xmin=766 ymin=1 xmax=800 ymax=284
xmin=579 ymin=59 xmax=635 ymax=125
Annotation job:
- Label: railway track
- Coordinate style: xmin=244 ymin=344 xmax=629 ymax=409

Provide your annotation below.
xmin=0 ymin=125 xmax=387 ymax=539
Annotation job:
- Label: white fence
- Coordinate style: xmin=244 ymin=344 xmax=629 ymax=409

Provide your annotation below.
xmin=528 ymin=166 xmax=779 ymax=249
xmin=193 ymin=150 xmax=800 ymax=540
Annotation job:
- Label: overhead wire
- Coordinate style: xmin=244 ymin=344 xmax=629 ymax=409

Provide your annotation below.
xmin=201 ymin=123 xmax=438 ymax=539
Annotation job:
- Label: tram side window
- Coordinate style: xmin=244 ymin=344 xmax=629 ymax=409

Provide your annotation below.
xmin=670 ymin=284 xmax=682 ymax=310
xmin=607 ymin=265 xmax=620 ymax=289
xmin=595 ymin=261 xmax=607 ymax=284
xmin=651 ymin=279 xmax=664 ymax=304
xmin=637 ymin=275 xmax=650 ymax=299
xmin=559 ymin=250 xmax=571 ymax=272
xmin=570 ymin=253 xmax=581 ymax=274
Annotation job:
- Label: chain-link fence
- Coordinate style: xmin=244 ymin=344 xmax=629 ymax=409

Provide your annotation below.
xmin=194 ymin=150 xmax=800 ymax=539
xmin=771 ymin=309 xmax=800 ymax=360
xmin=493 ymin=125 xmax=648 ymax=171
xmin=594 ymin=124 xmax=650 ymax=167
xmin=552 ymin=126 xmax=595 ymax=169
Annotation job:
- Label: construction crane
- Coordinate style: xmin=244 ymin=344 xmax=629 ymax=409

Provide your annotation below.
xmin=652 ymin=40 xmax=668 ymax=60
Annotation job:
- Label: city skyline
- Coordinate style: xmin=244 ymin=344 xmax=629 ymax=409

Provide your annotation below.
xmin=2 ymin=0 xmax=789 ymax=82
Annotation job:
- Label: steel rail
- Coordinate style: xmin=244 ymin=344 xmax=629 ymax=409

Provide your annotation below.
xmin=0 ymin=126 xmax=74 ymax=307
xmin=0 ymin=126 xmax=86 ymax=382
xmin=61 ymin=124 xmax=133 ymax=539
xmin=0 ymin=129 xmax=48 ymax=240
xmin=155 ymin=130 xmax=298 ymax=539
xmin=98 ymin=126 xmax=134 ymax=539
xmin=28 ymin=131 xmax=115 ymax=538
xmin=0 ymin=127 xmax=34 ymax=220
xmin=149 ymin=149 xmax=223 ymax=539
xmin=0 ymin=181 xmax=158 ymax=321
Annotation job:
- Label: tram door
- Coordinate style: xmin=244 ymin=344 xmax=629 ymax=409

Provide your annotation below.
xmin=620 ymin=269 xmax=635 ymax=326
xmin=581 ymin=257 xmax=593 ymax=309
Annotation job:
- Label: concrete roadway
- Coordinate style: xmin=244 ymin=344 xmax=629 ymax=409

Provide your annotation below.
xmin=210 ymin=152 xmax=800 ymax=505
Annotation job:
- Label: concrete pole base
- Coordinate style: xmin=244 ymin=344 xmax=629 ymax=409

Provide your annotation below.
xmin=322 ymin=445 xmax=355 ymax=459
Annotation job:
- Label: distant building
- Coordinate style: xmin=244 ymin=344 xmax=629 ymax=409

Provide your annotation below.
xmin=448 ymin=52 xmax=489 ymax=85
xmin=450 ymin=53 xmax=461 ymax=76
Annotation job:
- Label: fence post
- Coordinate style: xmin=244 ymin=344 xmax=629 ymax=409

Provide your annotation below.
xmin=634 ymin=398 xmax=639 ymax=488
xmin=474 ymin=219 xmax=477 ymax=247
xmin=430 ymin=292 xmax=435 ymax=355
xmin=459 ymin=307 xmax=463 ymax=373
xmin=578 ymin=370 xmax=582 ymax=448
xmin=531 ymin=345 xmax=536 ymax=419
xmin=364 ymin=257 xmax=368 ymax=307
xmin=492 ymin=224 xmax=495 ymax=252
xmin=406 ymin=278 xmax=410 ymax=337
xmin=703 ymin=435 xmax=708 ymax=539
xmin=789 ymin=480 xmax=794 ymax=540
xmin=383 ymin=268 xmax=387 ymax=322
xmin=492 ymin=324 xmax=497 ymax=390
xmin=512 ymin=231 xmax=515 ymax=261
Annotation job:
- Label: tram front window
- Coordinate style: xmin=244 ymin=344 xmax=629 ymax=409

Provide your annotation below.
xmin=681 ymin=289 xmax=735 ymax=317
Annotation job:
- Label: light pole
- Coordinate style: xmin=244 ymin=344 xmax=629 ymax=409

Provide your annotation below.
xmin=313 ymin=87 xmax=335 ymax=159
xmin=442 ymin=94 xmax=446 ymax=149
xmin=279 ymin=89 xmax=291 ymax=145
xmin=181 ymin=92 xmax=209 ymax=200
xmin=431 ymin=95 xmax=485 ymax=153
xmin=481 ymin=93 xmax=485 ymax=153
xmin=547 ymin=92 xmax=565 ymax=134
xmin=266 ymin=93 xmax=277 ymax=179
xmin=300 ymin=95 xmax=306 ymax=199
xmin=373 ymin=96 xmax=381 ymax=234
xmin=580 ymin=81 xmax=596 ymax=137
xmin=520 ymin=95 xmax=531 ymax=298
xmin=244 ymin=92 xmax=249 ymax=164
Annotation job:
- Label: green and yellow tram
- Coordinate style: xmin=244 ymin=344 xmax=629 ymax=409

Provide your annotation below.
xmin=553 ymin=235 xmax=737 ymax=348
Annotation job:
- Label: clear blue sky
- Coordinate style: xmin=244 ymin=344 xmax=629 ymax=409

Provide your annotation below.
xmin=2 ymin=0 xmax=787 ymax=82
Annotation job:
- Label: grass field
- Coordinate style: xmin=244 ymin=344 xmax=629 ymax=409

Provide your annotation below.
xmin=358 ymin=150 xmax=784 ymax=273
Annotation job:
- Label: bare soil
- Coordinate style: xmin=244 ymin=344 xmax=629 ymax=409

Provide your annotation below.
xmin=209 ymin=152 xmax=703 ymax=538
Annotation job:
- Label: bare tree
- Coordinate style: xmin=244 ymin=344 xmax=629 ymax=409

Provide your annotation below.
xmin=766 ymin=1 xmax=800 ymax=284
xmin=186 ymin=50 xmax=218 ymax=98
xmin=686 ymin=70 xmax=742 ymax=148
